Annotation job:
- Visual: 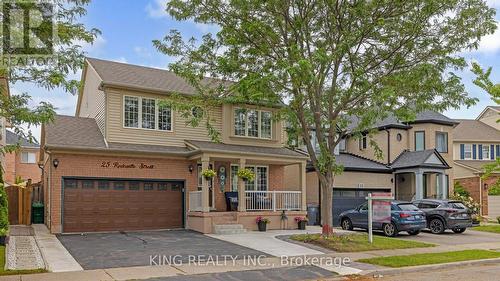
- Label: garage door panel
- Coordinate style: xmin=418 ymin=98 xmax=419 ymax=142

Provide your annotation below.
xmin=332 ymin=188 xmax=391 ymax=226
xmin=63 ymin=179 xmax=184 ymax=233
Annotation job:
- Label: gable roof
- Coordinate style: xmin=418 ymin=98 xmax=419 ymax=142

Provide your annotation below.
xmin=306 ymin=152 xmax=392 ymax=173
xmin=453 ymin=119 xmax=500 ymax=141
xmin=347 ymin=110 xmax=458 ymax=132
xmin=476 ymin=106 xmax=500 ymax=120
xmin=6 ymin=130 xmax=39 ymax=147
xmin=454 ymin=160 xmax=496 ymax=173
xmin=86 ymin=57 xmax=229 ymax=96
xmin=391 ymin=149 xmax=450 ymax=170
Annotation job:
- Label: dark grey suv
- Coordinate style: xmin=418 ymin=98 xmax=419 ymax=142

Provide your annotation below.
xmin=412 ymin=199 xmax=473 ymax=234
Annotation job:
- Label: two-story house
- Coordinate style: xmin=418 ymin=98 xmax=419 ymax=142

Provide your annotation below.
xmin=287 ymin=112 xmax=457 ymax=225
xmin=40 ymin=58 xmax=309 ymax=234
xmin=5 ymin=130 xmax=41 ymax=185
xmin=453 ymin=106 xmax=500 ymax=216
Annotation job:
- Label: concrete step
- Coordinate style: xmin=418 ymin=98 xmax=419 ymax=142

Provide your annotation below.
xmin=213 ymin=224 xmax=246 ymax=234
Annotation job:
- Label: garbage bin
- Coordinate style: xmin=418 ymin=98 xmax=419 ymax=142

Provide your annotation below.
xmin=31 ymin=202 xmax=44 ymax=224
xmin=307 ymin=204 xmax=319 ymax=225
xmin=225 ymin=192 xmax=239 ymax=211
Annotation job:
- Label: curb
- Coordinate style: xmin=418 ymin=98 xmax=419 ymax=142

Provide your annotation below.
xmin=359 ymin=257 xmax=500 ymax=276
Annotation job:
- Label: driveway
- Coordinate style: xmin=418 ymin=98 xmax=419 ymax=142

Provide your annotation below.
xmin=57 ymin=230 xmax=268 ymax=270
xmin=395 ymin=229 xmax=500 ymax=246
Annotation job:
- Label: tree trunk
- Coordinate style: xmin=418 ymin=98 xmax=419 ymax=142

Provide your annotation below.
xmin=320 ymin=175 xmax=334 ymax=235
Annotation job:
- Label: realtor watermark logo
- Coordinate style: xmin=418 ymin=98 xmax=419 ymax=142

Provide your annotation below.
xmin=1 ymin=0 xmax=57 ymax=66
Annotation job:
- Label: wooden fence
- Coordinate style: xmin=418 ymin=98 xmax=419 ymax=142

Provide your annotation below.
xmin=6 ymin=181 xmax=42 ymax=225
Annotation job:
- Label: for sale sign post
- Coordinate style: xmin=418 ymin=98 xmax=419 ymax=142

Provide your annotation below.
xmin=366 ymin=192 xmax=394 ymax=243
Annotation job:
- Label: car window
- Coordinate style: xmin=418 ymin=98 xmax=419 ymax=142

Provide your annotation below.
xmin=398 ymin=203 xmax=420 ymax=211
xmin=418 ymin=202 xmax=439 ymax=209
xmin=448 ymin=202 xmax=467 ymax=209
xmin=359 ymin=203 xmax=368 ymax=211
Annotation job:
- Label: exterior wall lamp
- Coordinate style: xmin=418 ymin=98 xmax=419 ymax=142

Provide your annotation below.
xmin=188 ymin=164 xmax=194 ymax=173
xmin=53 ymin=158 xmax=59 ymax=168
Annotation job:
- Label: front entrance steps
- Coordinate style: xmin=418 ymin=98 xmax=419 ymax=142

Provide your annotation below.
xmin=213 ymin=224 xmax=247 ymax=235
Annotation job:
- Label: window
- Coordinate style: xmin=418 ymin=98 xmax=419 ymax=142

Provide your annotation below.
xmin=123 ymin=96 xmax=172 ymax=131
xmin=418 ymin=202 xmax=439 ymax=209
xmin=129 ymin=182 xmax=140 ymax=190
xmin=197 ymin=164 xmax=213 ymax=190
xmin=65 ymin=180 xmax=77 ymax=189
xmin=435 ymin=132 xmax=448 ymax=153
xmin=113 ymin=182 xmax=126 ymax=190
xmin=124 ymin=96 xmax=139 ymax=128
xmin=339 ymin=138 xmax=346 ymax=152
xmin=396 ymin=133 xmax=402 ymax=142
xmin=20 ymin=152 xmax=36 ymax=164
xmin=144 ymin=183 xmax=154 ymax=191
xmin=158 ymin=183 xmax=168 ymax=191
xmin=82 ymin=180 xmax=94 ymax=189
xmin=230 ymin=165 xmax=268 ymax=191
xmin=233 ymin=108 xmax=272 ymax=139
xmin=415 ymin=131 xmax=425 ymax=151
xmin=359 ymin=134 xmax=367 ymax=150
xmin=482 ymin=144 xmax=490 ymax=160
xmin=98 ymin=181 xmax=109 ymax=190
xmin=464 ymin=144 xmax=472 ymax=159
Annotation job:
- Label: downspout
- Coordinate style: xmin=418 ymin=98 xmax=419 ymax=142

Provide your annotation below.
xmin=386 ymin=129 xmax=391 ymax=165
xmin=479 ymin=175 xmax=483 ymax=217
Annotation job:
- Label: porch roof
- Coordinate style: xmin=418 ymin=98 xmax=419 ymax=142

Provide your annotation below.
xmin=391 ymin=149 xmax=450 ymax=170
xmin=185 ymin=140 xmax=309 ymax=160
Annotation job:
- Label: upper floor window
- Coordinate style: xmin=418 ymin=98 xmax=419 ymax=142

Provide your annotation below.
xmin=359 ymin=134 xmax=367 ymax=150
xmin=482 ymin=144 xmax=490 ymax=159
xmin=415 ymin=131 xmax=425 ymax=151
xmin=124 ymin=96 xmax=172 ymax=131
xmin=234 ymin=108 xmax=272 ymax=139
xmin=435 ymin=132 xmax=448 ymax=153
xmin=21 ymin=152 xmax=36 ymax=164
xmin=339 ymin=138 xmax=346 ymax=152
xmin=463 ymin=144 xmax=472 ymax=159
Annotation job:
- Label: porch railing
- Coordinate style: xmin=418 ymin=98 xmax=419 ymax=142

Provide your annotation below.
xmin=245 ymin=191 xmax=302 ymax=211
xmin=189 ymin=191 xmax=203 ymax=211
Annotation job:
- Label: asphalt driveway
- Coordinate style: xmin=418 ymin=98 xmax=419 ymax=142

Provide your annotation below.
xmin=57 ymin=230 xmax=268 ymax=270
xmin=395 ymin=228 xmax=500 ymax=245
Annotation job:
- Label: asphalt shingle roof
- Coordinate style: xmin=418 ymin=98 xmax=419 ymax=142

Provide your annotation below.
xmin=6 ymin=130 xmax=39 ymax=147
xmin=454 ymin=160 xmax=495 ymax=172
xmin=391 ymin=149 xmax=449 ymax=169
xmin=453 ymin=119 xmax=500 ymax=141
xmin=306 ymin=152 xmax=391 ymax=173
xmin=45 ymin=115 xmax=106 ymax=149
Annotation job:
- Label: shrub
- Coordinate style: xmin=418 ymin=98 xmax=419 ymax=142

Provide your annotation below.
xmin=489 ymin=185 xmax=500 ymax=196
xmin=0 ymin=182 xmax=9 ymax=236
xmin=450 ymin=194 xmax=480 ymax=215
xmin=454 ymin=182 xmax=470 ymax=197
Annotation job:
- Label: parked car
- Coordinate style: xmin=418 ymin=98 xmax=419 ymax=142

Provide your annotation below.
xmin=412 ymin=199 xmax=473 ymax=234
xmin=339 ymin=201 xmax=427 ymax=237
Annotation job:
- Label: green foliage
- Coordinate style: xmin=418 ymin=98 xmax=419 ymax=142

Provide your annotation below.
xmin=497 ymin=216 xmax=500 ymax=224
xmin=450 ymin=193 xmax=481 ymax=215
xmin=489 ymin=185 xmax=500 ymax=196
xmin=201 ymin=169 xmax=217 ymax=179
xmin=0 ymin=181 xmax=8 ymax=237
xmin=156 ymin=0 xmax=497 ymax=226
xmin=237 ymin=168 xmax=255 ymax=181
xmin=453 ymin=181 xmax=470 ymax=197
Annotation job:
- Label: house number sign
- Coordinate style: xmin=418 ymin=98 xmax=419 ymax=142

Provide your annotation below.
xmin=100 ymin=161 xmax=155 ymax=169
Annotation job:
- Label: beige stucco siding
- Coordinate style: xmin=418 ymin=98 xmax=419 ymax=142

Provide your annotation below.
xmin=78 ymin=65 xmax=106 ymax=135
xmin=454 ymin=163 xmax=476 ymax=179
xmin=105 ymin=89 xmax=223 ymax=146
xmin=478 ymin=109 xmax=500 ymax=130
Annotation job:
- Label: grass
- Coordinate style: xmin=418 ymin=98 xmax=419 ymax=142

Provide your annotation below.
xmin=289 ymin=233 xmax=435 ymax=252
xmin=358 ymin=249 xmax=500 ymax=268
xmin=0 ymin=246 xmax=47 ymax=276
xmin=472 ymin=225 xmax=500 ymax=234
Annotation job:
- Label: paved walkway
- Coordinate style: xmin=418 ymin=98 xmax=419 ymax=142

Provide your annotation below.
xmin=32 ymin=224 xmax=82 ymax=272
xmin=6 ymin=236 xmax=44 ymax=270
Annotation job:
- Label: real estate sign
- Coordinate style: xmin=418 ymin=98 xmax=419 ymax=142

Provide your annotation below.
xmin=372 ymin=201 xmax=391 ymax=223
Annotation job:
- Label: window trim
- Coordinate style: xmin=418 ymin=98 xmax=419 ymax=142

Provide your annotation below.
xmin=463 ymin=144 xmax=473 ymax=160
xmin=122 ymin=95 xmax=174 ymax=132
xmin=230 ymin=164 xmax=269 ymax=191
xmin=435 ymin=131 xmax=448 ymax=153
xmin=414 ymin=131 xmax=426 ymax=151
xmin=481 ymin=144 xmax=490 ymax=160
xmin=359 ymin=134 xmax=367 ymax=150
xmin=20 ymin=152 xmax=36 ymax=164
xmin=233 ymin=107 xmax=272 ymax=140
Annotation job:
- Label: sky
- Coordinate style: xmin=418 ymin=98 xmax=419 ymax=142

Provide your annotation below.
xmin=11 ymin=0 xmax=500 ymax=140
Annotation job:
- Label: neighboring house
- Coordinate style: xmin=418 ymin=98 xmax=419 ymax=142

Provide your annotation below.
xmin=40 ymin=58 xmax=309 ymax=234
xmin=286 ymin=111 xmax=457 ymax=225
xmin=453 ymin=106 xmax=500 ymax=216
xmin=4 ymin=131 xmax=41 ymax=185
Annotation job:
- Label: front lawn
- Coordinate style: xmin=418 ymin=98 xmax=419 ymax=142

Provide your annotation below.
xmin=472 ymin=225 xmax=500 ymax=234
xmin=358 ymin=250 xmax=500 ymax=268
xmin=0 ymin=246 xmax=46 ymax=276
xmin=289 ymin=233 xmax=434 ymax=252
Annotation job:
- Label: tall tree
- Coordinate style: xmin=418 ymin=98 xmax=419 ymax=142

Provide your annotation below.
xmin=472 ymin=63 xmax=500 ymax=189
xmin=155 ymin=0 xmax=496 ymax=229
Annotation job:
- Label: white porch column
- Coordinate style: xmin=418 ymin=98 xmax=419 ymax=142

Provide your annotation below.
xmin=439 ymin=173 xmax=447 ymax=199
xmin=238 ymin=158 xmax=246 ymax=212
xmin=415 ymin=171 xmax=424 ymax=200
xmin=299 ymin=161 xmax=307 ymax=211
xmin=201 ymin=155 xmax=210 ymax=212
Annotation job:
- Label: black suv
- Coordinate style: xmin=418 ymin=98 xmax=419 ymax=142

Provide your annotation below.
xmin=412 ymin=199 xmax=473 ymax=234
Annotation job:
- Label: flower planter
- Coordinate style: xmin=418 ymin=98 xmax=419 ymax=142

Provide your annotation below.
xmin=257 ymin=221 xmax=267 ymax=232
xmin=298 ymin=220 xmax=307 ymax=230
xmin=0 ymin=236 xmax=8 ymax=246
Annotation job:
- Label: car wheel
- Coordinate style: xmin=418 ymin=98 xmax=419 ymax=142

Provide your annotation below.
xmin=452 ymin=228 xmax=466 ymax=234
xmin=341 ymin=218 xmax=353 ymax=231
xmin=407 ymin=230 xmax=420 ymax=235
xmin=429 ymin=218 xmax=445 ymax=234
xmin=383 ymin=222 xmax=398 ymax=237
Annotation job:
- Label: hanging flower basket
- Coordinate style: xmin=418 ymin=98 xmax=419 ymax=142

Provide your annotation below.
xmin=237 ymin=168 xmax=255 ymax=182
xmin=201 ymin=169 xmax=217 ymax=180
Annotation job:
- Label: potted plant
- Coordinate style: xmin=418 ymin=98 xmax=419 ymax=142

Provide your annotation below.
xmin=256 ymin=216 xmax=270 ymax=231
xmin=237 ymin=168 xmax=255 ymax=182
xmin=0 ymin=182 xmax=9 ymax=245
xmin=295 ymin=217 xmax=308 ymax=230
xmin=201 ymin=169 xmax=217 ymax=181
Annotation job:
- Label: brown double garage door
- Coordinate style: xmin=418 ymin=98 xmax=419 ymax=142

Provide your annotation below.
xmin=62 ymin=178 xmax=184 ymax=233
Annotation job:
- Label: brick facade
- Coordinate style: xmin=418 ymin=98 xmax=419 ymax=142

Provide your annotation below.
xmin=4 ymin=148 xmax=41 ymax=184
xmin=43 ymin=152 xmax=288 ymax=233
xmin=455 ymin=176 xmax=498 ymax=216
